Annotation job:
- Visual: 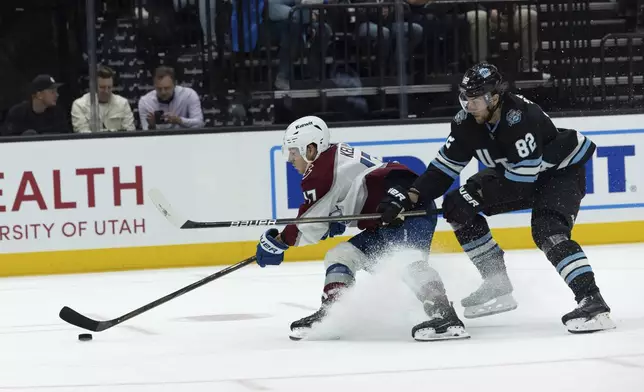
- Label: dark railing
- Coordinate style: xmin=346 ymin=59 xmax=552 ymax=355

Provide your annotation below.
xmin=0 ymin=0 xmax=642 ymax=131
xmin=540 ymin=0 xmax=592 ymax=107
xmin=225 ymin=1 xmax=543 ymax=89
xmin=600 ymin=32 xmax=644 ymax=107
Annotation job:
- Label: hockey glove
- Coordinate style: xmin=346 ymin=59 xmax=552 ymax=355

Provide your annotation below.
xmin=442 ymin=182 xmax=483 ymax=226
xmin=378 ymin=185 xmax=416 ymax=226
xmin=256 ymin=228 xmax=289 ymax=267
xmin=321 ymin=222 xmax=347 ymax=240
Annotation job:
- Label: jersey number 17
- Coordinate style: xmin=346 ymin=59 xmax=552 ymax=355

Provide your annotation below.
xmin=303 ymin=189 xmax=317 ymax=203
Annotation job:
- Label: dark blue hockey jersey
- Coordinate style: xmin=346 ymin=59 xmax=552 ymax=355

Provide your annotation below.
xmin=412 ymin=93 xmax=596 ymax=203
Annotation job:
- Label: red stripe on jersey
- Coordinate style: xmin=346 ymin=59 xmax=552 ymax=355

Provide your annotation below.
xmin=281 ymin=145 xmax=338 ymax=246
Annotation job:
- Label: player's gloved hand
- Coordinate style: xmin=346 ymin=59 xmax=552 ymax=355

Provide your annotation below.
xmin=256 ymin=228 xmax=289 ymax=268
xmin=442 ymin=182 xmax=483 ymax=226
xmin=377 ymin=185 xmax=416 ymax=226
xmin=322 ymin=222 xmax=346 ymax=240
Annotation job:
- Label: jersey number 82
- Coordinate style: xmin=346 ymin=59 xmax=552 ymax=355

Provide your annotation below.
xmin=515 ymin=133 xmax=536 ymax=158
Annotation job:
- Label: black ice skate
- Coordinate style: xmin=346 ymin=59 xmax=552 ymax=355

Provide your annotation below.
xmin=289 ymin=305 xmax=329 ymax=341
xmin=412 ymin=300 xmax=470 ymax=341
xmin=289 ymin=283 xmax=347 ymax=341
xmin=461 ymin=273 xmax=518 ymax=319
xmin=562 ymin=292 xmax=616 ymax=334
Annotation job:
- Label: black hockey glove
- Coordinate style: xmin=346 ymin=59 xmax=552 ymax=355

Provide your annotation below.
xmin=377 ymin=185 xmax=417 ymax=226
xmin=442 ymin=181 xmax=484 ymax=226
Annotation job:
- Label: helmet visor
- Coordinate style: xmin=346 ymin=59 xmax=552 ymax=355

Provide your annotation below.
xmin=459 ymin=91 xmax=492 ymax=113
xmin=282 ymin=146 xmax=303 ymax=163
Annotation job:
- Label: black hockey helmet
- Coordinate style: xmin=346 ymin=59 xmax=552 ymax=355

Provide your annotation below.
xmin=458 ymin=62 xmax=505 ymax=114
xmin=459 ymin=62 xmax=503 ymax=97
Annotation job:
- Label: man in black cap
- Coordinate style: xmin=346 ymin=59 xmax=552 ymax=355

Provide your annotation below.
xmin=1 ymin=74 xmax=71 ymax=136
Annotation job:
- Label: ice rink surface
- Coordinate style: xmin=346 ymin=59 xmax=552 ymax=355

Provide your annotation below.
xmin=1 ymin=243 xmax=644 ymax=392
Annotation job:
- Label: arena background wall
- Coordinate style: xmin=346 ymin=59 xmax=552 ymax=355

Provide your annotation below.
xmin=1 ymin=113 xmax=643 ymax=277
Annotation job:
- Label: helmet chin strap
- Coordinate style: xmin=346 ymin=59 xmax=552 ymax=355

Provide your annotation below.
xmin=484 ymin=94 xmax=502 ymax=123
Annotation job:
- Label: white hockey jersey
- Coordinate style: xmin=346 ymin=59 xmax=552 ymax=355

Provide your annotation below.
xmin=280 ymin=143 xmax=418 ymax=247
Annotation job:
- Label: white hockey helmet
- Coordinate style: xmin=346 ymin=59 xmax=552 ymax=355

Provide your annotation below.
xmin=281 ymin=116 xmax=331 ymax=163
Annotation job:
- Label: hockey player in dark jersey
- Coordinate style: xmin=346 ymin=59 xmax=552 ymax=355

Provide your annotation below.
xmin=255 ymin=116 xmax=469 ymax=341
xmin=379 ymin=63 xmax=616 ymax=334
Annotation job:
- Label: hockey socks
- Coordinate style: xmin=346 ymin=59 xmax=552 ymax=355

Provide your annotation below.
xmin=322 ymin=263 xmax=355 ymax=302
xmin=453 ymin=215 xmax=507 ymax=278
xmin=402 ymin=260 xmax=446 ymax=301
xmin=290 ymin=263 xmax=354 ymax=341
xmin=545 ymin=240 xmax=598 ymax=301
xmin=452 ymin=216 xmax=517 ymax=318
xmin=545 ymin=240 xmax=615 ymax=333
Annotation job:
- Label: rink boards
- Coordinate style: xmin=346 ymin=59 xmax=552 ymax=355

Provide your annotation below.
xmin=0 ymin=113 xmax=643 ymax=276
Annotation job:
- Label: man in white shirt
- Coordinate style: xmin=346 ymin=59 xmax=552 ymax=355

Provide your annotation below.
xmin=71 ymin=66 xmax=136 ymax=132
xmin=137 ymin=66 xmax=205 ymax=130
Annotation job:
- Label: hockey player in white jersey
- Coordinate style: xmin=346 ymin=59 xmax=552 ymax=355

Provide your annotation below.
xmin=255 ymin=116 xmax=468 ymax=341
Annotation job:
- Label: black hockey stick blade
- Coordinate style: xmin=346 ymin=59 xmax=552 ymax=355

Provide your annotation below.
xmin=148 ymin=187 xmax=443 ymax=229
xmin=59 ymin=306 xmax=108 ymax=332
xmin=59 ymin=256 xmax=256 ymax=332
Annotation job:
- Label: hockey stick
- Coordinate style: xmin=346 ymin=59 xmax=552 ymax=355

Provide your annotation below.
xmin=59 ymin=256 xmax=255 ymax=332
xmin=148 ymin=188 xmax=443 ymax=229
xmin=59 ymin=190 xmax=440 ymax=332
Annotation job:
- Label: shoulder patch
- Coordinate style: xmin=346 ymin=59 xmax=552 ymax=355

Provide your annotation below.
xmin=454 ymin=110 xmax=467 ymax=125
xmin=506 ymin=109 xmax=522 ymax=127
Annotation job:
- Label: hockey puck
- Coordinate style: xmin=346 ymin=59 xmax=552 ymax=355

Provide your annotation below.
xmin=78 ymin=333 xmax=93 ymax=341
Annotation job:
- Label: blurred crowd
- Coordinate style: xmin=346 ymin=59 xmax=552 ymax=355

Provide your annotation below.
xmin=0 ymin=0 xmax=642 ymax=135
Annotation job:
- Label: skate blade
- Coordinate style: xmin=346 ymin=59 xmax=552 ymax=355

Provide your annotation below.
xmin=414 ymin=326 xmax=471 ymax=342
xmin=289 ymin=328 xmax=309 ymax=341
xmin=289 ymin=328 xmax=341 ymax=341
xmin=566 ymin=312 xmax=616 ymax=334
xmin=463 ymin=294 xmax=518 ymax=319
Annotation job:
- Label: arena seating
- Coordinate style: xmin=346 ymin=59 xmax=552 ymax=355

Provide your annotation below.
xmin=82 ymin=0 xmax=644 ymax=127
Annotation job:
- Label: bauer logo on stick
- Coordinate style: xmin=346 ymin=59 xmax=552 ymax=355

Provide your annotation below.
xmin=231 ymin=220 xmax=278 ymax=227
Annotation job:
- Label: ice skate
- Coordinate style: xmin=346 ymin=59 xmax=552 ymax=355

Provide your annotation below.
xmin=461 ymin=273 xmax=518 ymax=319
xmin=289 ymin=283 xmax=347 ymax=341
xmin=412 ymin=300 xmax=470 ymax=341
xmin=289 ymin=305 xmax=330 ymax=341
xmin=562 ymin=292 xmax=616 ymax=334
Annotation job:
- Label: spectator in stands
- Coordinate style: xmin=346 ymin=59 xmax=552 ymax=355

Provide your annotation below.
xmin=463 ymin=3 xmax=488 ymax=63
xmin=268 ymin=0 xmax=334 ymax=90
xmin=355 ymin=1 xmax=423 ymax=73
xmin=491 ymin=5 xmax=543 ymax=74
xmin=231 ymin=0 xmax=265 ymax=53
xmin=138 ymin=66 xmax=205 ymax=130
xmin=1 ymin=75 xmax=71 ymax=137
xmin=173 ymin=0 xmax=217 ymax=44
xmin=133 ymin=0 xmax=216 ymax=45
xmin=462 ymin=3 xmax=545 ymax=75
xmin=71 ymin=65 xmax=136 ymax=133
